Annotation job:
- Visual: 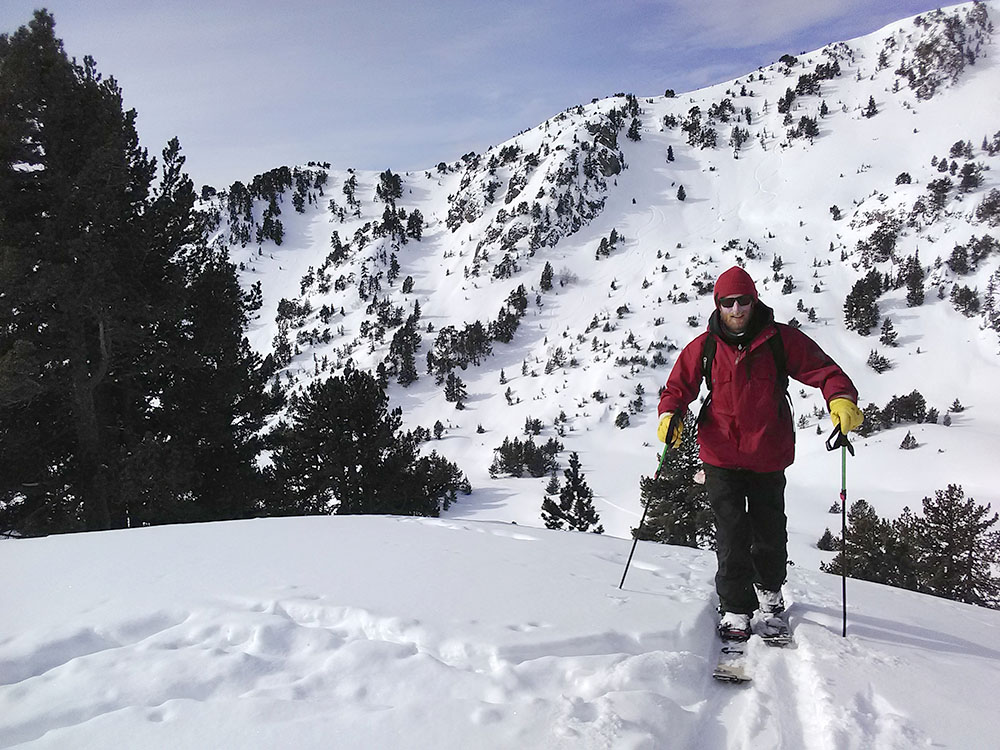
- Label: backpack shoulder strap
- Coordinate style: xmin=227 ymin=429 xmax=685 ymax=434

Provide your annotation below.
xmin=697 ymin=334 xmax=717 ymax=424
xmin=701 ymin=333 xmax=717 ymax=390
xmin=767 ymin=327 xmax=788 ymax=394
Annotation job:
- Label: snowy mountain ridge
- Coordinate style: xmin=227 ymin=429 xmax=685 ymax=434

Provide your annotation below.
xmin=199 ymin=1 xmax=1000 ymax=562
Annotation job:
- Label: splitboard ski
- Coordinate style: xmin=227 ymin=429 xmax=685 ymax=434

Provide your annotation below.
xmin=712 ymin=642 xmax=751 ymax=683
xmin=758 ymin=612 xmax=794 ymax=647
xmin=712 ymin=616 xmax=794 ymax=683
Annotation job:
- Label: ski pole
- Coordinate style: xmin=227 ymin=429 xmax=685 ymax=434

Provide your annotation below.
xmin=619 ymin=415 xmax=677 ymax=590
xmin=826 ymin=424 xmax=854 ymax=637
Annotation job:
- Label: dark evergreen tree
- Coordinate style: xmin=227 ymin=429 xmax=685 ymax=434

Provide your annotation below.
xmin=879 ymin=318 xmax=898 ymax=347
xmin=375 ymin=169 xmax=403 ymax=204
xmin=556 ymin=452 xmax=603 ymax=533
xmin=626 ymin=117 xmax=641 ymax=141
xmin=867 ymin=349 xmax=891 ymax=373
xmin=406 ymin=209 xmax=423 ymax=240
xmin=817 ymin=528 xmax=837 ymax=551
xmin=904 ymin=253 xmax=926 ymax=307
xmin=633 ymin=414 xmax=713 ymax=548
xmin=489 ymin=436 xmax=561 ymax=479
xmin=947 ymin=244 xmax=970 ymax=274
xmin=843 ymin=270 xmax=883 ymax=335
xmin=540 ymin=261 xmax=554 ymax=291
xmin=883 ymin=390 xmax=927 ymax=424
xmin=269 ymin=363 xmax=464 ymax=517
xmin=444 ymin=372 xmax=467 ymax=409
xmin=677 ymin=185 xmax=686 ymax=201
xmin=821 ymin=499 xmax=897 ymax=585
xmin=387 ymin=314 xmax=420 ymax=386
xmin=887 ymin=507 xmax=921 ymax=592
xmin=958 ymin=162 xmax=983 ymax=193
xmin=0 ymin=13 xmax=276 ymax=534
xmin=152 ymin=229 xmax=281 ymax=524
xmin=540 ymin=474 xmax=570 ymax=530
xmin=915 ymin=485 xmax=1000 ymax=607
xmin=950 ymin=285 xmax=981 ymax=317
xmin=862 ymin=95 xmax=878 ymax=117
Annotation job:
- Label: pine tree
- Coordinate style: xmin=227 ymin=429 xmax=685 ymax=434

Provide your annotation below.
xmin=270 ymin=364 xmax=463 ymax=517
xmin=388 ymin=315 xmax=420 ymax=386
xmin=677 ymin=185 xmax=687 ymax=201
xmin=626 ymin=117 xmax=641 ymax=141
xmin=821 ymin=499 xmax=897 ymax=585
xmin=406 ymin=209 xmax=423 ymax=240
xmin=558 ymin=452 xmax=603 ymax=533
xmin=817 ymin=528 xmax=837 ymax=551
xmin=879 ymin=318 xmax=898 ymax=347
xmin=0 ymin=12 xmax=274 ymax=534
xmin=540 ymin=261 xmax=554 ymax=291
xmin=540 ymin=474 xmax=568 ymax=530
xmin=444 ymin=372 xmax=467 ymax=409
xmin=843 ymin=270 xmax=882 ymax=335
xmin=915 ymin=485 xmax=1000 ymax=607
xmin=633 ymin=414 xmax=713 ymax=548
xmin=904 ymin=253 xmax=925 ymax=307
xmin=888 ymin=507 xmax=921 ymax=592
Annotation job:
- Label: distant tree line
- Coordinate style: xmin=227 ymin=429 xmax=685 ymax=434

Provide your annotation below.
xmin=820 ymin=486 xmax=1000 ymax=609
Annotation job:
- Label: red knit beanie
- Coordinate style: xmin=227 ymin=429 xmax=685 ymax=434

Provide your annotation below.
xmin=714 ymin=266 xmax=758 ymax=304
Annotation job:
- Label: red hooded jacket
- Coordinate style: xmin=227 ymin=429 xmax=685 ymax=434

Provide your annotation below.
xmin=658 ymin=269 xmax=858 ymax=473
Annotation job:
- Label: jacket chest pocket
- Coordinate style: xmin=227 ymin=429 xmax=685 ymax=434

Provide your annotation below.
xmin=744 ymin=350 xmax=780 ymax=410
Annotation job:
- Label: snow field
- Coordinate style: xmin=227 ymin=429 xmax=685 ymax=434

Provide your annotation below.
xmin=3 ymin=516 xmax=1000 ymax=749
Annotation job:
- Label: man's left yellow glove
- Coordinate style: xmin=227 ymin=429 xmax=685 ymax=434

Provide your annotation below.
xmin=657 ymin=412 xmax=683 ymax=448
xmin=829 ymin=398 xmax=864 ymax=435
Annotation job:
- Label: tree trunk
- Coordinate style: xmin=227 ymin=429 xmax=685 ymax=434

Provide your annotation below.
xmin=70 ymin=318 xmax=111 ymax=531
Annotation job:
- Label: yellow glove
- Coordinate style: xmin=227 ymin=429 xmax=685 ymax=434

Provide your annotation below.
xmin=829 ymin=398 xmax=864 ymax=435
xmin=657 ymin=412 xmax=683 ymax=448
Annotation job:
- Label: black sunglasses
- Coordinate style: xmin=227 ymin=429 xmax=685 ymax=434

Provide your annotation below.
xmin=719 ymin=295 xmax=754 ymax=308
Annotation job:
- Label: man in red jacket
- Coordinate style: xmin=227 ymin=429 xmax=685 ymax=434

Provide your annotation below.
xmin=656 ymin=266 xmax=863 ymax=640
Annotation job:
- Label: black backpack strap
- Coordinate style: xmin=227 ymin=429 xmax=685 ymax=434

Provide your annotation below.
xmin=768 ymin=327 xmax=794 ymax=422
xmin=701 ymin=334 xmax=717 ymax=390
xmin=767 ymin=328 xmax=788 ymax=395
xmin=697 ymin=334 xmax=717 ymax=423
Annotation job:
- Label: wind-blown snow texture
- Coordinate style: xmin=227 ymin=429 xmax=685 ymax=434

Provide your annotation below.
xmin=5 ymin=3 xmax=1000 ymax=748
xmin=3 ymin=516 xmax=1000 ymax=749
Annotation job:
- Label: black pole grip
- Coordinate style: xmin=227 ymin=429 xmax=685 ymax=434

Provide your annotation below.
xmin=825 ymin=424 xmax=855 ymax=456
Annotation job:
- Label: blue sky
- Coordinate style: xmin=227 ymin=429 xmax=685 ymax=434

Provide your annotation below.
xmin=1 ymin=1 xmax=949 ymax=190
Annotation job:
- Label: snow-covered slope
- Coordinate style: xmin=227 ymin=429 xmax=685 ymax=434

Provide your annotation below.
xmin=199 ymin=2 xmax=1000 ymax=566
xmin=2 ymin=516 xmax=999 ymax=749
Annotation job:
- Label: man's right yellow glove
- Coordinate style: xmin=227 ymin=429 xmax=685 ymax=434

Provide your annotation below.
xmin=829 ymin=398 xmax=864 ymax=435
xmin=656 ymin=412 xmax=683 ymax=448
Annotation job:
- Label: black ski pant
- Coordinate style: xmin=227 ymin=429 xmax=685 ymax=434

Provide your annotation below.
xmin=703 ymin=464 xmax=787 ymax=615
